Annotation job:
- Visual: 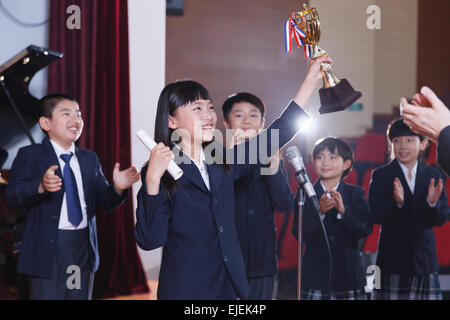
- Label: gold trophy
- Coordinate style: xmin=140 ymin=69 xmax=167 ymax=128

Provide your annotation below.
xmin=288 ymin=4 xmax=362 ymax=114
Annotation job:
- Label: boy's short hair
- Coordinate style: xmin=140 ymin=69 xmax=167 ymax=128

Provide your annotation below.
xmin=387 ymin=118 xmax=425 ymax=142
xmin=312 ymin=137 xmax=354 ymax=179
xmin=39 ymin=94 xmax=77 ymax=119
xmin=222 ymin=92 xmax=265 ymax=122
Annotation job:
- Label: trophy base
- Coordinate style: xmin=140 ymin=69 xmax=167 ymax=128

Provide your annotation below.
xmin=318 ymin=79 xmax=362 ymax=114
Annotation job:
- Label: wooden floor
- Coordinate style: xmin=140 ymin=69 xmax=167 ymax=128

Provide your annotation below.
xmin=0 ymin=262 xmax=159 ymax=300
xmin=105 ymin=280 xmax=158 ymax=300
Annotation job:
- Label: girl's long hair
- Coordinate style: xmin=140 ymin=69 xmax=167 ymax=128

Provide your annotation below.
xmin=153 ymin=80 xmax=212 ymax=198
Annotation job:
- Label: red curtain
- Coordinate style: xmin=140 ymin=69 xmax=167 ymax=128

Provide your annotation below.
xmin=48 ymin=0 xmax=149 ymax=298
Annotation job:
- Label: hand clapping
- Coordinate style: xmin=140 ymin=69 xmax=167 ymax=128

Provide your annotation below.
xmin=319 ymin=189 xmax=346 ymax=215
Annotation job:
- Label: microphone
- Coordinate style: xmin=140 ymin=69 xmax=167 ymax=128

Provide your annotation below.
xmin=286 ymin=146 xmax=333 ymax=299
xmin=136 ymin=130 xmax=183 ymax=180
xmin=285 ymin=146 xmax=321 ymax=215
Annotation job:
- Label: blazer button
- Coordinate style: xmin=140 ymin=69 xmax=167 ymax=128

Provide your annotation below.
xmin=248 ymin=209 xmax=254 ymax=215
xmin=49 ymin=239 xmax=54 ymax=244
xmin=219 ymin=226 xmax=224 ymax=233
xmin=224 ymin=255 xmax=229 ymax=263
xmin=213 ymin=198 xmax=218 ymax=204
xmin=52 ymin=215 xmax=57 ymax=220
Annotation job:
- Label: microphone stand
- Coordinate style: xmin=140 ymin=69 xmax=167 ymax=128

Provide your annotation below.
xmin=296 ymin=187 xmax=304 ymax=300
xmin=296 ymin=171 xmax=333 ymax=300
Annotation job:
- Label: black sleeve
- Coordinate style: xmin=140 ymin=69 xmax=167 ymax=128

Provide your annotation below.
xmin=368 ymin=170 xmax=403 ymax=225
xmin=263 ymin=160 xmax=294 ymax=213
xmin=437 ymin=125 xmax=450 ymax=176
xmin=340 ymin=188 xmax=373 ymax=238
xmin=93 ymin=153 xmax=128 ymax=211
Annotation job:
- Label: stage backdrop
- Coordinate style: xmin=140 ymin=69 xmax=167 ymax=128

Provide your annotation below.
xmin=47 ymin=0 xmax=149 ymax=298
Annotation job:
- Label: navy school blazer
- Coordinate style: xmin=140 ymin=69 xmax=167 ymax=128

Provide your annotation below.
xmin=292 ymin=181 xmax=373 ymax=292
xmin=134 ymin=100 xmax=309 ymax=300
xmin=234 ymin=161 xmax=294 ymax=279
xmin=368 ymin=159 xmax=449 ymax=276
xmin=5 ymin=137 xmax=128 ymax=278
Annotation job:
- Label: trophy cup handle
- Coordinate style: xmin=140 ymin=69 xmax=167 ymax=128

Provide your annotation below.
xmin=320 ymin=62 xmax=340 ymax=88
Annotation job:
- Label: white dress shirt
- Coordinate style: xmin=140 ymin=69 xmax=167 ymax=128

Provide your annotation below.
xmin=398 ymin=161 xmax=418 ymax=194
xmin=319 ymin=180 xmax=343 ymax=220
xmin=50 ymin=139 xmax=88 ymax=230
xmin=176 ymin=145 xmax=210 ymax=191
xmin=397 ymin=160 xmax=437 ymax=208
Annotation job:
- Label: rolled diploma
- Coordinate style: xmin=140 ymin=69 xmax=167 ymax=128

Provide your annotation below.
xmin=136 ymin=130 xmax=183 ymax=180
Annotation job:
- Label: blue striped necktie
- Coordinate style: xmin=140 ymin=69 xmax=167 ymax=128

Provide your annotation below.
xmin=60 ymin=153 xmax=82 ymax=227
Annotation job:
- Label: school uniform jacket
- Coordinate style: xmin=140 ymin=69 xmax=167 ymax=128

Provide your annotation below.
xmin=292 ymin=181 xmax=373 ymax=292
xmin=134 ymin=100 xmax=310 ymax=300
xmin=438 ymin=125 xmax=450 ymax=176
xmin=368 ymin=159 xmax=448 ymax=276
xmin=234 ymin=161 xmax=294 ymax=279
xmin=5 ymin=137 xmax=128 ymax=278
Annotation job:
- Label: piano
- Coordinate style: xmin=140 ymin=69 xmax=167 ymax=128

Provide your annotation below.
xmin=0 ymin=46 xmax=63 ymax=298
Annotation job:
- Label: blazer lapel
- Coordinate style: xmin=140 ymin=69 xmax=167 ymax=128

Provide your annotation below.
xmin=314 ymin=180 xmax=325 ymax=199
xmin=337 ymin=181 xmax=349 ymax=204
xmin=206 ymin=163 xmax=223 ymax=197
xmin=414 ymin=162 xmax=428 ymax=201
xmin=176 ymin=150 xmax=210 ymax=194
xmin=42 ymin=137 xmax=63 ymax=180
xmin=392 ymin=159 xmax=413 ymax=199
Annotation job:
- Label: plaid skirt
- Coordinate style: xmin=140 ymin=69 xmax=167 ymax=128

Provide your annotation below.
xmin=371 ymin=273 xmax=442 ymax=300
xmin=301 ymin=288 xmax=367 ymax=300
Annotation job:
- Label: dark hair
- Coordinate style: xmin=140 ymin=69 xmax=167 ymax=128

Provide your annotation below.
xmin=221 ymin=92 xmax=265 ymax=122
xmin=40 ymin=94 xmax=77 ymax=119
xmin=387 ymin=118 xmax=425 ymax=142
xmin=154 ymin=80 xmax=213 ymax=198
xmin=386 ymin=118 xmax=428 ymax=162
xmin=312 ymin=137 xmax=354 ymax=179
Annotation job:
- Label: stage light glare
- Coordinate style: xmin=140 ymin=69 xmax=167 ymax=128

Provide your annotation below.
xmin=298 ymin=117 xmax=315 ymax=134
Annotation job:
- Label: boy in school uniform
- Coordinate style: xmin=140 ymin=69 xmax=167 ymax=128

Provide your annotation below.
xmin=6 ymin=94 xmax=140 ymax=300
xmin=369 ymin=118 xmax=448 ymax=300
xmin=222 ymin=92 xmax=294 ymax=300
xmin=292 ymin=137 xmax=373 ymax=300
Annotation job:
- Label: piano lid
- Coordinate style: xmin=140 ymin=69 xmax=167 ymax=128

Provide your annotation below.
xmin=0 ymin=45 xmax=63 ymax=170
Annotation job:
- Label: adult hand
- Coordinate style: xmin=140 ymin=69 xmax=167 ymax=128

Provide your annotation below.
xmin=401 ymin=86 xmax=450 ymax=142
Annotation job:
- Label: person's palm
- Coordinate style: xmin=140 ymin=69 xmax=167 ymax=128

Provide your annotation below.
xmin=427 ymin=178 xmax=443 ymax=204
xmin=113 ymin=163 xmax=140 ymax=192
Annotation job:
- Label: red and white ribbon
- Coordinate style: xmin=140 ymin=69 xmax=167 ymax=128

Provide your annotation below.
xmin=284 ymin=13 xmax=307 ymax=54
xmin=284 ymin=18 xmax=305 ymax=52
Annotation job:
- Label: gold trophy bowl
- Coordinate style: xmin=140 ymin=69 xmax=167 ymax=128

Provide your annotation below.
xmin=293 ymin=4 xmax=362 ymax=114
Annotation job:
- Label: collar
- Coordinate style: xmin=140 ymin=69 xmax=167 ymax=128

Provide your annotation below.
xmin=398 ymin=160 xmax=418 ymax=177
xmin=50 ymin=139 xmax=76 ymax=157
xmin=174 ymin=144 xmax=206 ymax=167
xmin=319 ymin=179 xmax=340 ymax=193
